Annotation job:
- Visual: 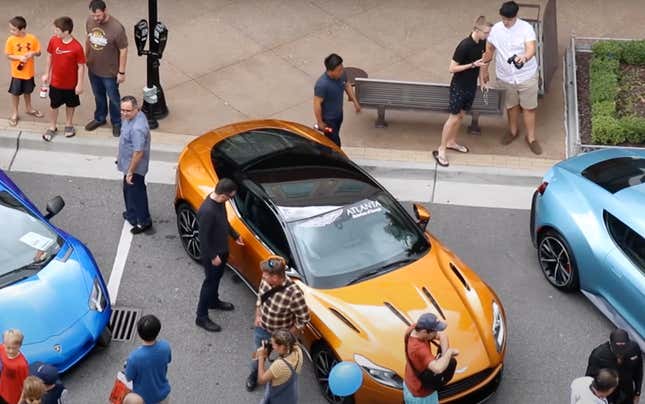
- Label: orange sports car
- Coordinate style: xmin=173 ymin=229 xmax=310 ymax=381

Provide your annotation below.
xmin=174 ymin=120 xmax=506 ymax=403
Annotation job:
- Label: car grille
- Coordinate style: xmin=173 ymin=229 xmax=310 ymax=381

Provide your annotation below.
xmin=438 ymin=367 xmax=495 ymax=399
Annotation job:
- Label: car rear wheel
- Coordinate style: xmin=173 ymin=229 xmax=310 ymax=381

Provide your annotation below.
xmin=537 ymin=230 xmax=578 ymax=291
xmin=312 ymin=343 xmax=355 ymax=404
xmin=176 ymin=203 xmax=200 ymax=262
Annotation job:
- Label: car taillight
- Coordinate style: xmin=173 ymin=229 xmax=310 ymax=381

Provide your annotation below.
xmin=537 ymin=181 xmax=548 ymax=195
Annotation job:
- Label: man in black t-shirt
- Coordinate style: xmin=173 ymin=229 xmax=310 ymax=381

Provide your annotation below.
xmin=195 ymin=178 xmax=245 ymax=332
xmin=433 ymin=16 xmax=492 ymax=167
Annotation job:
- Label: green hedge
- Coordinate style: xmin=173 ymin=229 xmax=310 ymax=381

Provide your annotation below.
xmin=589 ymin=40 xmax=645 ymax=145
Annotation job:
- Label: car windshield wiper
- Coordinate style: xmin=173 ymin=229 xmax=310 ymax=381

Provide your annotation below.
xmin=0 ymin=264 xmax=43 ymax=288
xmin=347 ymin=257 xmax=417 ymax=286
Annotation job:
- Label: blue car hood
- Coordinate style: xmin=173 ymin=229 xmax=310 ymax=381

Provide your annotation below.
xmin=0 ymin=249 xmax=92 ymax=345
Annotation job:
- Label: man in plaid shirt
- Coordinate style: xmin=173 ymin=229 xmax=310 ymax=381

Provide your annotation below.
xmin=246 ymin=255 xmax=310 ymax=392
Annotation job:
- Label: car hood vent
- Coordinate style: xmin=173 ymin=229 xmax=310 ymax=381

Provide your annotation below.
xmin=384 ymin=301 xmax=412 ymax=326
xmin=421 ymin=286 xmax=447 ymax=320
xmin=450 ymin=263 xmax=471 ymax=291
xmin=329 ymin=307 xmax=360 ymax=334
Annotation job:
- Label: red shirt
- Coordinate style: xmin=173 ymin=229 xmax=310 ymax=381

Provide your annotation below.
xmin=404 ymin=327 xmax=436 ymax=397
xmin=0 ymin=344 xmax=29 ymax=404
xmin=47 ymin=36 xmax=85 ymax=90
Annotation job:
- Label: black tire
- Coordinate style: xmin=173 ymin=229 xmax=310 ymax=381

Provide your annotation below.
xmin=537 ymin=230 xmax=579 ymax=291
xmin=311 ymin=343 xmax=355 ymax=404
xmin=97 ymin=326 xmax=112 ymax=347
xmin=176 ymin=202 xmax=200 ymax=262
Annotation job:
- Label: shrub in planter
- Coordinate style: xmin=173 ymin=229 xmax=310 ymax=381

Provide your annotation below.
xmin=591 ymin=40 xmax=624 ymax=60
xmin=591 ymin=100 xmax=616 ymax=117
xmin=591 ymin=115 xmax=626 ymax=145
xmin=589 ymin=57 xmax=619 ymax=104
xmin=621 ymin=40 xmax=645 ymax=65
xmin=620 ymin=116 xmax=645 ymax=143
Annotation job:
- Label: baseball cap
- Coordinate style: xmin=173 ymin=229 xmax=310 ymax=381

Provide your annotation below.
xmin=260 ymin=255 xmax=286 ymax=273
xmin=416 ymin=313 xmax=447 ymax=332
xmin=30 ymin=361 xmax=59 ymax=385
xmin=610 ymin=329 xmax=630 ymax=356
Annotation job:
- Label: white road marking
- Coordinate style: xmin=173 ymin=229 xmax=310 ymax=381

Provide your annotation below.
xmin=107 ymin=220 xmax=133 ymax=305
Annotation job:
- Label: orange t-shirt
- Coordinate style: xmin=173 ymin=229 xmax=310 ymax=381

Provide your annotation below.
xmin=404 ymin=327 xmax=436 ymax=397
xmin=4 ymin=33 xmax=41 ymax=80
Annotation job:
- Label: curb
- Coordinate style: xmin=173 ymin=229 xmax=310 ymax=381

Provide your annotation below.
xmin=1 ymin=119 xmax=557 ymax=179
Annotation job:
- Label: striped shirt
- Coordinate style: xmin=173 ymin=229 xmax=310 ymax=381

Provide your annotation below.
xmin=256 ymin=278 xmax=310 ymax=332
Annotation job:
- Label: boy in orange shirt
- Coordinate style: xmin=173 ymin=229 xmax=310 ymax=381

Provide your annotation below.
xmin=0 ymin=329 xmax=30 ymax=404
xmin=5 ymin=16 xmax=43 ymax=127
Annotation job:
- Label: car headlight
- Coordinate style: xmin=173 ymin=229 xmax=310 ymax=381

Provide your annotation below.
xmin=492 ymin=301 xmax=505 ymax=352
xmin=354 ymin=354 xmax=403 ymax=389
xmin=89 ymin=278 xmax=106 ymax=312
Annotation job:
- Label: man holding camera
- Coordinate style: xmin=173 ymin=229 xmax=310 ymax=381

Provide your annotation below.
xmin=483 ymin=1 xmax=542 ymax=155
xmin=246 ymin=256 xmax=310 ymax=393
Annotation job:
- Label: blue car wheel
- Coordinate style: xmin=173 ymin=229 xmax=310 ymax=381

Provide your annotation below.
xmin=537 ymin=230 xmax=579 ymax=291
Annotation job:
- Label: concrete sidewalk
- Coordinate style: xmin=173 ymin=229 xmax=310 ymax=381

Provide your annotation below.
xmin=1 ymin=0 xmax=644 ymax=165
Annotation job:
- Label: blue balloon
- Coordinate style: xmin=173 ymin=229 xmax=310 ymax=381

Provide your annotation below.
xmin=329 ymin=361 xmax=363 ymax=397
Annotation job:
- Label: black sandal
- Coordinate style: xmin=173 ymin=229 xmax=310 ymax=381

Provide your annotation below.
xmin=42 ymin=128 xmax=57 ymax=142
xmin=432 ymin=150 xmax=449 ymax=167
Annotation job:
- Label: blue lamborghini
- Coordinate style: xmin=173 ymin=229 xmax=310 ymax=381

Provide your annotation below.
xmin=0 ymin=170 xmax=111 ymax=372
xmin=530 ymin=148 xmax=645 ymax=349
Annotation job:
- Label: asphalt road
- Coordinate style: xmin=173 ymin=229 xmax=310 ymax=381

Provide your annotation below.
xmin=6 ymin=171 xmax=614 ymax=404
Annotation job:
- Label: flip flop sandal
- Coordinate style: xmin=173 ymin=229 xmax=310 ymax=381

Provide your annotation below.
xmin=42 ymin=128 xmax=57 ymax=142
xmin=447 ymin=144 xmax=470 ymax=153
xmin=26 ymin=109 xmax=44 ymax=118
xmin=432 ymin=150 xmax=449 ymax=167
xmin=8 ymin=116 xmax=18 ymax=127
xmin=64 ymin=126 xmax=76 ymax=138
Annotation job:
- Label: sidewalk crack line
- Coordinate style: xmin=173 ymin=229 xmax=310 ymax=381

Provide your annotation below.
xmin=8 ymin=130 xmax=21 ymax=171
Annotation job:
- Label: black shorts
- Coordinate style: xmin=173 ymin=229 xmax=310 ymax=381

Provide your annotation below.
xmin=8 ymin=77 xmax=35 ymax=96
xmin=49 ymin=86 xmax=80 ymax=108
xmin=448 ymin=85 xmax=476 ymax=115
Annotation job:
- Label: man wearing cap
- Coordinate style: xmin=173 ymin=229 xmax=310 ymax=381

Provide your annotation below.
xmin=403 ymin=313 xmax=459 ymax=403
xmin=586 ymin=329 xmax=643 ymax=404
xmin=30 ymin=362 xmax=69 ymax=404
xmin=246 ymin=255 xmax=310 ymax=392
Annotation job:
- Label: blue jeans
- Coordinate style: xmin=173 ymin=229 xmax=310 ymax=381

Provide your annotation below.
xmin=123 ymin=174 xmax=151 ymax=227
xmin=403 ymin=382 xmax=439 ymax=404
xmin=250 ymin=326 xmax=271 ymax=374
xmin=88 ymin=71 xmax=121 ymax=126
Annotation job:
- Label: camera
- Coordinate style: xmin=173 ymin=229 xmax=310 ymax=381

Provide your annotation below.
xmin=261 ymin=339 xmax=273 ymax=356
xmin=507 ymin=54 xmax=524 ymax=69
xmin=17 ymin=62 xmax=25 ymax=71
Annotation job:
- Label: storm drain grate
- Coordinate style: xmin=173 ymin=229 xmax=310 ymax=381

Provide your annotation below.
xmin=109 ymin=307 xmax=141 ymax=342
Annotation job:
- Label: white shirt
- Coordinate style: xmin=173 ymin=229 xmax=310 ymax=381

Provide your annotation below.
xmin=570 ymin=377 xmax=609 ymax=404
xmin=488 ymin=18 xmax=537 ymax=84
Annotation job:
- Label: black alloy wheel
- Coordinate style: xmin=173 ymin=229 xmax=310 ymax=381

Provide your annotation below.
xmin=312 ymin=344 xmax=355 ymax=404
xmin=537 ymin=230 xmax=578 ymax=291
xmin=176 ymin=203 xmax=200 ymax=262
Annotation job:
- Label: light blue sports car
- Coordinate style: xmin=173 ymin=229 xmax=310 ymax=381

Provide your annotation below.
xmin=530 ymin=148 xmax=645 ymax=349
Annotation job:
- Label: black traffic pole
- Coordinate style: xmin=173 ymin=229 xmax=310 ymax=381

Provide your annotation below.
xmin=134 ymin=0 xmax=168 ymax=129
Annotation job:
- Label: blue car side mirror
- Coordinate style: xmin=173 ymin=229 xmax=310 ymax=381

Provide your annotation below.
xmin=45 ymin=196 xmax=65 ymax=219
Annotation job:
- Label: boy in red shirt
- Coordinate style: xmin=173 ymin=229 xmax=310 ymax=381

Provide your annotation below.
xmin=41 ymin=16 xmax=85 ymax=141
xmin=5 ymin=16 xmax=43 ymax=127
xmin=0 ymin=329 xmax=29 ymax=404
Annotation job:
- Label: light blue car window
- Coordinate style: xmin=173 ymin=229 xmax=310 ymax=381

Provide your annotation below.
xmin=605 ymin=211 xmax=645 ymax=271
xmin=0 ymin=191 xmax=61 ymax=282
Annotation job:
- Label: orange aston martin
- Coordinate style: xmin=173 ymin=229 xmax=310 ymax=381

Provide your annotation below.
xmin=174 ymin=120 xmax=506 ymax=403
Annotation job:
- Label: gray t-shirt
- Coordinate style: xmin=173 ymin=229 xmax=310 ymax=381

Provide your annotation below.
xmin=86 ymin=15 xmax=128 ymax=77
xmin=117 ymin=112 xmax=150 ymax=176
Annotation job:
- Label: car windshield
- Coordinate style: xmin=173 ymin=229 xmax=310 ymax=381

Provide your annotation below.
xmin=287 ymin=193 xmax=429 ymax=289
xmin=0 ymin=190 xmax=62 ymax=286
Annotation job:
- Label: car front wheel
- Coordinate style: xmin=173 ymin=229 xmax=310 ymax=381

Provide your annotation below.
xmin=176 ymin=203 xmax=200 ymax=262
xmin=537 ymin=230 xmax=578 ymax=291
xmin=312 ymin=343 xmax=355 ymax=404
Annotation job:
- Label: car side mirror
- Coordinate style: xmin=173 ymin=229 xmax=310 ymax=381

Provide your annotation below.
xmin=413 ymin=203 xmax=430 ymax=230
xmin=45 ymin=196 xmax=65 ymax=219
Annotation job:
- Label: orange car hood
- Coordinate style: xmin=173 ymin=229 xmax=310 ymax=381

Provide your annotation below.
xmin=304 ymin=247 xmax=493 ymax=377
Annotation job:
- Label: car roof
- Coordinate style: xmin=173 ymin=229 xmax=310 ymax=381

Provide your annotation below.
xmin=558 ymin=148 xmax=645 ymax=175
xmin=613 ymin=183 xmax=645 ymax=236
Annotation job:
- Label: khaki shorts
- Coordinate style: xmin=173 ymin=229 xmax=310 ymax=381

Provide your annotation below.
xmin=497 ymin=74 xmax=539 ymax=110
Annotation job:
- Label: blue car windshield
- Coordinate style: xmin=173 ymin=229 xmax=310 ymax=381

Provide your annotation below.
xmin=0 ymin=190 xmax=61 ymax=283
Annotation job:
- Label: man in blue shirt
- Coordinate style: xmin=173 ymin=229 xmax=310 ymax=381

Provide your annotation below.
xmin=313 ymin=53 xmax=361 ymax=147
xmin=125 ymin=314 xmax=171 ymax=404
xmin=117 ymin=95 xmax=152 ymax=234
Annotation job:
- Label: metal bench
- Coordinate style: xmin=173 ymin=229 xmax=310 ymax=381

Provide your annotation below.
xmin=355 ymin=77 xmax=505 ymax=134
